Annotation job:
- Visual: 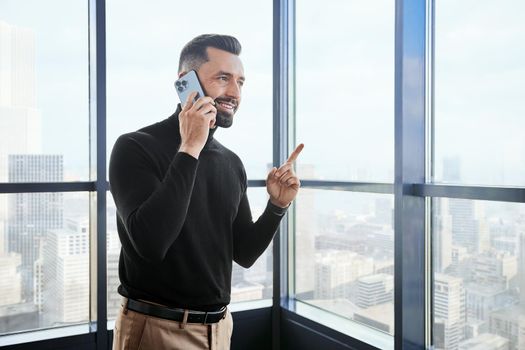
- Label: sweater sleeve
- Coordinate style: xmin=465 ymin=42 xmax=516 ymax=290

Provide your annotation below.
xmin=232 ymin=191 xmax=288 ymax=268
xmin=109 ymin=134 xmax=198 ymax=263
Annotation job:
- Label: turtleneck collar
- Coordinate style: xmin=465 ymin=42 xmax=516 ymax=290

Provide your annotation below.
xmin=169 ymin=103 xmax=218 ymax=146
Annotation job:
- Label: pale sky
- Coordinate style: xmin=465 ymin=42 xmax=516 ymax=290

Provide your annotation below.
xmin=0 ymin=0 xmax=524 ymax=186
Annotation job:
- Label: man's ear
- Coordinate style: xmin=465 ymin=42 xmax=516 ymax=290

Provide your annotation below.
xmin=178 ymin=71 xmax=187 ymax=78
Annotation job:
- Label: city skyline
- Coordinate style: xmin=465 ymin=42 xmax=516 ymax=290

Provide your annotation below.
xmin=1 ymin=2 xmax=525 ymax=349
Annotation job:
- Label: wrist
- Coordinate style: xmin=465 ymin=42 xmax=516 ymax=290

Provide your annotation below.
xmin=268 ymin=199 xmax=289 ymax=217
xmin=178 ymin=144 xmax=201 ymax=159
xmin=269 ymin=198 xmax=290 ymax=209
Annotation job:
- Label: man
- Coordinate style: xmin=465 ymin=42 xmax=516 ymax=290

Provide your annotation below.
xmin=109 ymin=34 xmax=303 ymax=350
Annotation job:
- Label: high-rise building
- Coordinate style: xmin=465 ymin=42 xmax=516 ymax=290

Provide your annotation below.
xmin=434 ymin=273 xmax=466 ymax=350
xmin=295 ymin=164 xmax=316 ymax=299
xmin=465 ymin=283 xmax=506 ymax=322
xmin=442 ymin=156 xmax=461 ymax=183
xmin=458 ymin=333 xmax=509 ymax=350
xmin=471 ymin=250 xmax=517 ymax=289
xmin=519 ymin=230 xmax=525 ymax=349
xmin=518 ymin=227 xmax=525 ymax=316
xmin=519 ymin=317 xmax=525 ymax=350
xmin=7 ymin=155 xmax=63 ymax=301
xmin=0 ymin=252 xmax=22 ymax=306
xmin=0 ymin=20 xmax=42 ymax=254
xmin=371 ymin=197 xmax=392 ymax=226
xmin=435 ymin=198 xmax=453 ymax=273
xmin=356 ymin=273 xmax=393 ymax=308
xmin=0 ymin=21 xmax=37 ymax=108
xmin=42 ymin=218 xmax=89 ymax=326
xmin=448 ymin=199 xmax=489 ymax=254
xmin=314 ymin=250 xmax=374 ymax=300
xmin=490 ymin=306 xmax=520 ymax=350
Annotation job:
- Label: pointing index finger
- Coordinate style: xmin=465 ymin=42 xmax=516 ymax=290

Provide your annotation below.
xmin=286 ymin=143 xmax=304 ymax=164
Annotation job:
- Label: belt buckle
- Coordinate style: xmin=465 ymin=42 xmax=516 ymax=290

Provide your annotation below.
xmin=202 ymin=311 xmax=209 ymax=325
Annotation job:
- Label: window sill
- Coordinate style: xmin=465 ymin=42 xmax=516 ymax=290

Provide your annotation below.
xmin=0 ymin=324 xmax=91 ymax=347
xmin=289 ymin=300 xmax=394 ymax=350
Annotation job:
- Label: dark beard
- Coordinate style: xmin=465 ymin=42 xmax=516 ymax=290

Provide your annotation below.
xmin=214 ymin=109 xmax=233 ymax=128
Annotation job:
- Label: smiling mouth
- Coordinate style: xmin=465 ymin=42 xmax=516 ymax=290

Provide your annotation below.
xmin=215 ymin=99 xmax=237 ymax=111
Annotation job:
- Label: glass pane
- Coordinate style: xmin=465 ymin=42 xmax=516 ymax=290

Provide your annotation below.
xmin=231 ymin=187 xmax=273 ymax=303
xmin=433 ymin=0 xmax=525 ymax=186
xmin=295 ymin=189 xmax=395 ymax=336
xmin=295 ymin=1 xmax=395 ymax=182
xmin=0 ymin=1 xmax=89 ymax=182
xmin=0 ymin=192 xmax=90 ymax=334
xmin=432 ymin=198 xmax=525 ymax=349
xmin=106 ymin=0 xmax=272 ymax=180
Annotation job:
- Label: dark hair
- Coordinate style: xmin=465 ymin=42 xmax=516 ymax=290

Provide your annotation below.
xmin=178 ymin=34 xmax=242 ymax=73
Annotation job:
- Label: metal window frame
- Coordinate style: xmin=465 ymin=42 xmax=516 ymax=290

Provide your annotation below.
xmin=279 ymin=0 xmax=525 ymax=350
xmin=2 ymin=0 xmax=525 ymax=349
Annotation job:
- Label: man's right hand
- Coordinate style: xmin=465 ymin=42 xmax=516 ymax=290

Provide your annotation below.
xmin=178 ymin=92 xmax=217 ymax=159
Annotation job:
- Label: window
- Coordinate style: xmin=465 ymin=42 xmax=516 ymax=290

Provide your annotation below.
xmin=105 ymin=0 xmax=274 ymax=323
xmin=431 ymin=1 xmax=525 ymax=349
xmin=0 ymin=0 xmax=91 ymax=341
xmin=1 ymin=0 xmax=524 ymax=348
xmin=292 ymin=1 xmax=395 ymax=348
xmin=0 ymin=0 xmax=89 ymax=182
xmin=106 ymin=0 xmax=272 ymax=180
xmin=295 ymin=1 xmax=394 ymax=182
xmin=0 ymin=192 xmax=90 ymax=334
xmin=295 ymin=190 xmax=394 ymax=335
xmin=433 ymin=0 xmax=525 ymax=186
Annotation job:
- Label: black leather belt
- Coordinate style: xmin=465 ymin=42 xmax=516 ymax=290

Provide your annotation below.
xmin=126 ymin=298 xmax=227 ymax=324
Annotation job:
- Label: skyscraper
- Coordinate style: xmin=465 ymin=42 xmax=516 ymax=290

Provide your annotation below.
xmin=7 ymin=155 xmax=63 ymax=300
xmin=314 ymin=250 xmax=374 ymax=300
xmin=518 ymin=231 xmax=525 ymax=314
xmin=434 ymin=198 xmax=452 ymax=273
xmin=42 ymin=218 xmax=89 ymax=326
xmin=0 ymin=20 xmax=42 ymax=249
xmin=0 ymin=253 xmax=22 ymax=306
xmin=449 ymin=199 xmax=488 ymax=254
xmin=434 ymin=273 xmax=466 ymax=350
xmin=518 ymin=230 xmax=525 ymax=349
xmin=356 ymin=273 xmax=393 ymax=308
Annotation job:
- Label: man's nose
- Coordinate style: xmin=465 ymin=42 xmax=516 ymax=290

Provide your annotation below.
xmin=225 ymin=80 xmax=241 ymax=100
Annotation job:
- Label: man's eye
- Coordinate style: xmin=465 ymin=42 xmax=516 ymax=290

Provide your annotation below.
xmin=219 ymin=76 xmax=228 ymax=81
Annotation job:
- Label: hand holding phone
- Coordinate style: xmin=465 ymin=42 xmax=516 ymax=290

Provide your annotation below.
xmin=177 ymin=92 xmax=217 ymax=159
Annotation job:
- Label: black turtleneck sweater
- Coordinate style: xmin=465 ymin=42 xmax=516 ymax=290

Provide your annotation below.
xmin=109 ymin=106 xmax=287 ymax=311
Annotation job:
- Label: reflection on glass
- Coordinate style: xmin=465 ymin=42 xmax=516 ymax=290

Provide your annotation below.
xmin=0 ymin=192 xmax=90 ymax=334
xmin=0 ymin=1 xmax=89 ymax=181
xmin=107 ymin=187 xmax=273 ymax=321
xmin=295 ymin=1 xmax=394 ymax=182
xmin=434 ymin=0 xmax=525 ymax=186
xmin=295 ymin=189 xmax=394 ymax=335
xmin=432 ymin=198 xmax=525 ymax=349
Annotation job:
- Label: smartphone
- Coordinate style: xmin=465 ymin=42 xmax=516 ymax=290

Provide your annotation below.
xmin=174 ymin=70 xmax=206 ymax=107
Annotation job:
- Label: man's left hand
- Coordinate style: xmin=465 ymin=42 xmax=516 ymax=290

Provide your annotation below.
xmin=266 ymin=144 xmax=304 ymax=208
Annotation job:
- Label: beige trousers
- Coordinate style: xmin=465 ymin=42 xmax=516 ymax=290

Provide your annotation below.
xmin=112 ymin=301 xmax=233 ymax=350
